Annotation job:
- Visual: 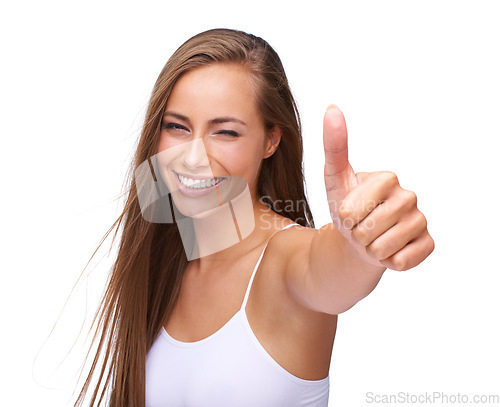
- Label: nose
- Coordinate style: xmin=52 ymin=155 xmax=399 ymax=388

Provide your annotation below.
xmin=181 ymin=138 xmax=210 ymax=171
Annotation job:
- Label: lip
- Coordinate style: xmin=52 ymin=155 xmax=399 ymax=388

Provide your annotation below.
xmin=172 ymin=170 xmax=227 ymax=198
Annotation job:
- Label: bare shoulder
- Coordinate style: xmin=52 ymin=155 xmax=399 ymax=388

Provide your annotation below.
xmin=265 ymin=218 xmax=341 ymax=315
xmin=266 ymin=219 xmax=317 ymax=273
xmin=266 ymin=219 xmax=314 ymax=294
xmin=251 ymin=216 xmax=337 ymax=379
xmin=263 ymin=217 xmax=323 ymax=311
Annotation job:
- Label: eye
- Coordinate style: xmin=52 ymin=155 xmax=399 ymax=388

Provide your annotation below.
xmin=216 ymin=130 xmax=240 ymax=137
xmin=163 ymin=122 xmax=189 ymax=132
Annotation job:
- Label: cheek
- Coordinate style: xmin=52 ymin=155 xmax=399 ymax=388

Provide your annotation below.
xmin=211 ymin=141 xmax=263 ymax=182
xmin=157 ymin=135 xmax=178 ymax=154
xmin=156 ymin=137 xmax=186 ymax=172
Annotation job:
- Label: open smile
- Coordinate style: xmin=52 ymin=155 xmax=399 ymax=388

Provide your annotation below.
xmin=172 ymin=170 xmax=228 ymax=198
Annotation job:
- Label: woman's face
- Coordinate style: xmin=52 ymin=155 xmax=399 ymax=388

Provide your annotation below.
xmin=156 ymin=63 xmax=277 ymax=218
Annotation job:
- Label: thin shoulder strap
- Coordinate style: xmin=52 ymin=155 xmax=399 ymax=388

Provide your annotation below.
xmin=240 ymin=223 xmax=299 ymax=311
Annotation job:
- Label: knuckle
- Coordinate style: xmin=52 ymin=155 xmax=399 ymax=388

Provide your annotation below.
xmin=382 ymin=171 xmax=399 ymax=187
xmin=342 ymin=217 xmax=356 ymax=230
xmin=428 ymin=235 xmax=436 ymax=253
xmin=425 ymin=233 xmax=435 ymax=254
xmin=368 ymin=240 xmax=387 ymax=260
xmin=352 ymin=226 xmax=370 ymax=246
xmin=403 ymin=189 xmax=418 ymax=208
xmin=391 ymin=254 xmax=408 ymax=271
xmin=416 ymin=210 xmax=428 ymax=231
xmin=338 ymin=201 xmax=353 ymax=220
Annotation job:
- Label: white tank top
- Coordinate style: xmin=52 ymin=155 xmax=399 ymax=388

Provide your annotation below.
xmin=145 ymin=223 xmax=330 ymax=406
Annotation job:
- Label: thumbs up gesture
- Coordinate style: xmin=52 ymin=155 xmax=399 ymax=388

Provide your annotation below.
xmin=323 ymin=105 xmax=434 ymax=271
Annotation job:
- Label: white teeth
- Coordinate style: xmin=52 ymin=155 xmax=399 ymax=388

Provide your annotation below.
xmin=176 ymin=172 xmax=223 ymax=189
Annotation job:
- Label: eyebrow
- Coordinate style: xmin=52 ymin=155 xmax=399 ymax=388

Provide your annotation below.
xmin=163 ymin=111 xmax=247 ymax=126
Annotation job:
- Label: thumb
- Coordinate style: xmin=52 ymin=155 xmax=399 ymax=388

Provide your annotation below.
xmin=323 ymin=105 xmax=357 ymax=205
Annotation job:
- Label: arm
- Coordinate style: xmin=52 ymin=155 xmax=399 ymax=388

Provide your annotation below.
xmin=306 ymin=222 xmax=386 ymax=314
xmin=281 ymin=106 xmax=434 ymax=315
xmin=280 ymin=222 xmax=385 ymax=316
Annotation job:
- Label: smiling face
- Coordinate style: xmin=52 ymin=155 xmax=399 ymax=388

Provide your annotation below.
xmin=156 ymin=63 xmax=279 ymax=218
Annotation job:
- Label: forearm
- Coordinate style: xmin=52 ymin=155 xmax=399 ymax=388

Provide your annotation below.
xmin=307 ymin=222 xmax=387 ymax=315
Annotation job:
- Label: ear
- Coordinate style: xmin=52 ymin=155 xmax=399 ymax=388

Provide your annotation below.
xmin=263 ymin=126 xmax=282 ymax=159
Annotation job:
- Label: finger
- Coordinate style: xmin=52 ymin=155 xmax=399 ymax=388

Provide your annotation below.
xmin=351 ymin=187 xmax=421 ymax=245
xmin=323 ymin=105 xmax=357 ymax=204
xmin=338 ymin=173 xmax=395 ymax=230
xmin=365 ymin=210 xmax=428 ymax=262
xmin=379 ymin=231 xmax=435 ymax=271
xmin=323 ymin=105 xmax=349 ymax=178
xmin=350 ymin=200 xmax=400 ymax=246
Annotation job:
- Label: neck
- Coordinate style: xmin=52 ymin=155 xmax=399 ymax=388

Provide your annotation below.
xmin=188 ymin=197 xmax=273 ymax=269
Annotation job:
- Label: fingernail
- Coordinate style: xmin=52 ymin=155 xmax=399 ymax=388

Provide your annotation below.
xmin=326 ymin=104 xmax=339 ymax=112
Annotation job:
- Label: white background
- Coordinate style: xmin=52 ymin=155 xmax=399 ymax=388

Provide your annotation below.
xmin=2 ymin=0 xmax=499 ymax=406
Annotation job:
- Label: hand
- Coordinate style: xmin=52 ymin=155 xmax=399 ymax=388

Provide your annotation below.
xmin=323 ymin=105 xmax=435 ymax=271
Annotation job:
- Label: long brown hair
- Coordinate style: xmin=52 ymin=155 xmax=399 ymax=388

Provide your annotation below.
xmin=74 ymin=28 xmax=315 ymax=406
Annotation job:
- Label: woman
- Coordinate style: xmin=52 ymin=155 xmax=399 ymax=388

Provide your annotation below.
xmin=75 ymin=28 xmax=434 ymax=406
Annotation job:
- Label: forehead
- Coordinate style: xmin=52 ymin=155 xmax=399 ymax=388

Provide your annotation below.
xmin=166 ymin=63 xmax=260 ymax=122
